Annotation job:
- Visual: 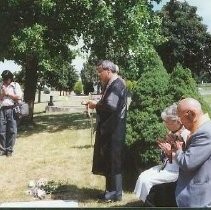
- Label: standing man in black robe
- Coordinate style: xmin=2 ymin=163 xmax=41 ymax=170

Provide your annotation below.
xmin=87 ymin=60 xmax=127 ymax=202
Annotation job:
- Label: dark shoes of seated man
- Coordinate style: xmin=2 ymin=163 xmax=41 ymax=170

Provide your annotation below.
xmin=98 ymin=191 xmax=122 ymax=202
xmin=0 ymin=151 xmax=13 ymax=157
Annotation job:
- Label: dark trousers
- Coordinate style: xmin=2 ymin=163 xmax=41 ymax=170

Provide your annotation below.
xmin=0 ymin=108 xmax=17 ymax=153
xmin=106 ymin=174 xmax=122 ymax=197
xmin=145 ymin=181 xmax=177 ymax=207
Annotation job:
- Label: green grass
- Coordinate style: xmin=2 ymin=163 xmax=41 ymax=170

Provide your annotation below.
xmin=0 ymin=92 xmax=140 ymax=207
xmin=203 ymin=94 xmax=211 ymax=105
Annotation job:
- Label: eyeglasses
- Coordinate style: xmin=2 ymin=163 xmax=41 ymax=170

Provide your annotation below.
xmin=178 ymin=110 xmax=191 ymax=120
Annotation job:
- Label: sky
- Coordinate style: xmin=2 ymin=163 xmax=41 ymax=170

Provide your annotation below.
xmin=0 ymin=0 xmax=211 ymax=74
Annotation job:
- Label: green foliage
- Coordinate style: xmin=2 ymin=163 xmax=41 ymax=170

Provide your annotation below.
xmin=168 ymin=64 xmax=211 ymax=115
xmin=157 ymin=0 xmax=211 ymax=79
xmin=80 ymin=63 xmax=98 ymax=95
xmin=126 ymin=52 xmax=171 ymax=169
xmin=83 ymin=82 xmax=95 ymax=95
xmin=13 ymin=70 xmax=25 ymax=86
xmin=0 ymin=0 xmax=165 ymax=121
xmin=125 ymin=80 xmax=135 ymax=94
xmin=74 ymin=81 xmax=83 ymax=95
xmin=42 ymin=59 xmax=79 ymax=92
xmin=84 ymin=0 xmax=165 ymax=80
xmin=168 ymin=64 xmax=199 ymax=100
xmin=11 ymin=24 xmax=46 ymax=58
xmin=43 ymin=180 xmax=68 ymax=194
xmin=0 ymin=0 xmax=92 ymax=119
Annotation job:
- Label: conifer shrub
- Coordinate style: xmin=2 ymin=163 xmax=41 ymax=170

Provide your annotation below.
xmin=168 ymin=64 xmax=211 ymax=115
xmin=126 ymin=54 xmax=172 ymax=170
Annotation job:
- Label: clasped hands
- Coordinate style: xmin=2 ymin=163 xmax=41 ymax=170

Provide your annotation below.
xmin=157 ymin=134 xmax=184 ymax=158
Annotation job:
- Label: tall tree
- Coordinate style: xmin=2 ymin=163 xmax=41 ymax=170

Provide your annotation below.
xmin=156 ymin=0 xmax=211 ymax=80
xmin=0 ymin=0 xmax=91 ymax=120
xmin=80 ymin=62 xmax=98 ymax=95
xmin=0 ymin=0 xmax=164 ymax=121
xmin=83 ymin=0 xmax=164 ymax=80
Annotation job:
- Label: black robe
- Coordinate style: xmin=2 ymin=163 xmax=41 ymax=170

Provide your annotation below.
xmin=92 ymin=78 xmax=127 ymax=177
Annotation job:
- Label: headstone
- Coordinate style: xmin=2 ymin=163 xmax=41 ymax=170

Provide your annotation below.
xmin=48 ymin=95 xmax=54 ymax=106
xmin=0 ymin=200 xmax=78 ymax=208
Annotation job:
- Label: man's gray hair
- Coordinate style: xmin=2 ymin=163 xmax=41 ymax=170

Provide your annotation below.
xmin=161 ymin=103 xmax=179 ymax=121
xmin=97 ymin=60 xmax=116 ymax=73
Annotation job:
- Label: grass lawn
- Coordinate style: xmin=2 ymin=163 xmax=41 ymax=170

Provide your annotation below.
xmin=203 ymin=94 xmax=211 ymax=105
xmin=0 ymin=91 xmax=139 ymax=207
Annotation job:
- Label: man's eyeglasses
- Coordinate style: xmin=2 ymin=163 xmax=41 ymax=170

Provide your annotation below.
xmin=179 ymin=110 xmax=191 ymax=120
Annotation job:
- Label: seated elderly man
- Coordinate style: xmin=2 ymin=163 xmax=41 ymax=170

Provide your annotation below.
xmin=134 ymin=103 xmax=189 ymax=203
xmin=161 ymin=98 xmax=211 ymax=207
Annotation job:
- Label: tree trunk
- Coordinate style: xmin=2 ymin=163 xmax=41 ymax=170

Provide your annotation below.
xmin=24 ymin=55 xmax=38 ymax=122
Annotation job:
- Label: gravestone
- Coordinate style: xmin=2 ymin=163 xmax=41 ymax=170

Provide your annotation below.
xmin=0 ymin=200 xmax=78 ymax=208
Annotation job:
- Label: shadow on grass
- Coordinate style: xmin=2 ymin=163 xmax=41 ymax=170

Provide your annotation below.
xmin=70 ymin=145 xmax=93 ymax=149
xmin=123 ymin=170 xmax=138 ymax=192
xmin=114 ymin=200 xmax=143 ymax=207
xmin=50 ymin=184 xmax=101 ymax=202
xmin=122 ymin=146 xmax=140 ymax=192
xmin=34 ymin=99 xmax=63 ymax=104
xmin=18 ymin=112 xmax=94 ymax=137
xmin=50 ymin=184 xmax=143 ymax=207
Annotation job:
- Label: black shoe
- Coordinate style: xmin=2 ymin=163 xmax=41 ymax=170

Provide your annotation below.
xmin=99 ymin=194 xmax=122 ymax=202
xmin=100 ymin=197 xmax=122 ymax=203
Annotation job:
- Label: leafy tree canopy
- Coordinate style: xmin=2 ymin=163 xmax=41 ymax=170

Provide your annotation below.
xmin=157 ymin=0 xmax=211 ymax=80
xmin=0 ymin=0 xmax=163 ymax=120
xmin=0 ymin=0 xmax=94 ymax=119
xmin=83 ymin=0 xmax=165 ymax=80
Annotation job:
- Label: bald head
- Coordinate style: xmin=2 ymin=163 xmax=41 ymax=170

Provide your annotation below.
xmin=177 ymin=98 xmax=204 ymax=131
xmin=178 ymin=98 xmax=203 ymax=114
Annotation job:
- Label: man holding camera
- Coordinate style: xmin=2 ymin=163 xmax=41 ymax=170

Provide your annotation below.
xmin=0 ymin=70 xmax=23 ymax=156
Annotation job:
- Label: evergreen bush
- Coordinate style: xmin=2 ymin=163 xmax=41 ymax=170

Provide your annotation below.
xmin=126 ymin=53 xmax=172 ymax=170
xmin=73 ymin=81 xmax=83 ymax=95
xmin=168 ymin=64 xmax=211 ymax=115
